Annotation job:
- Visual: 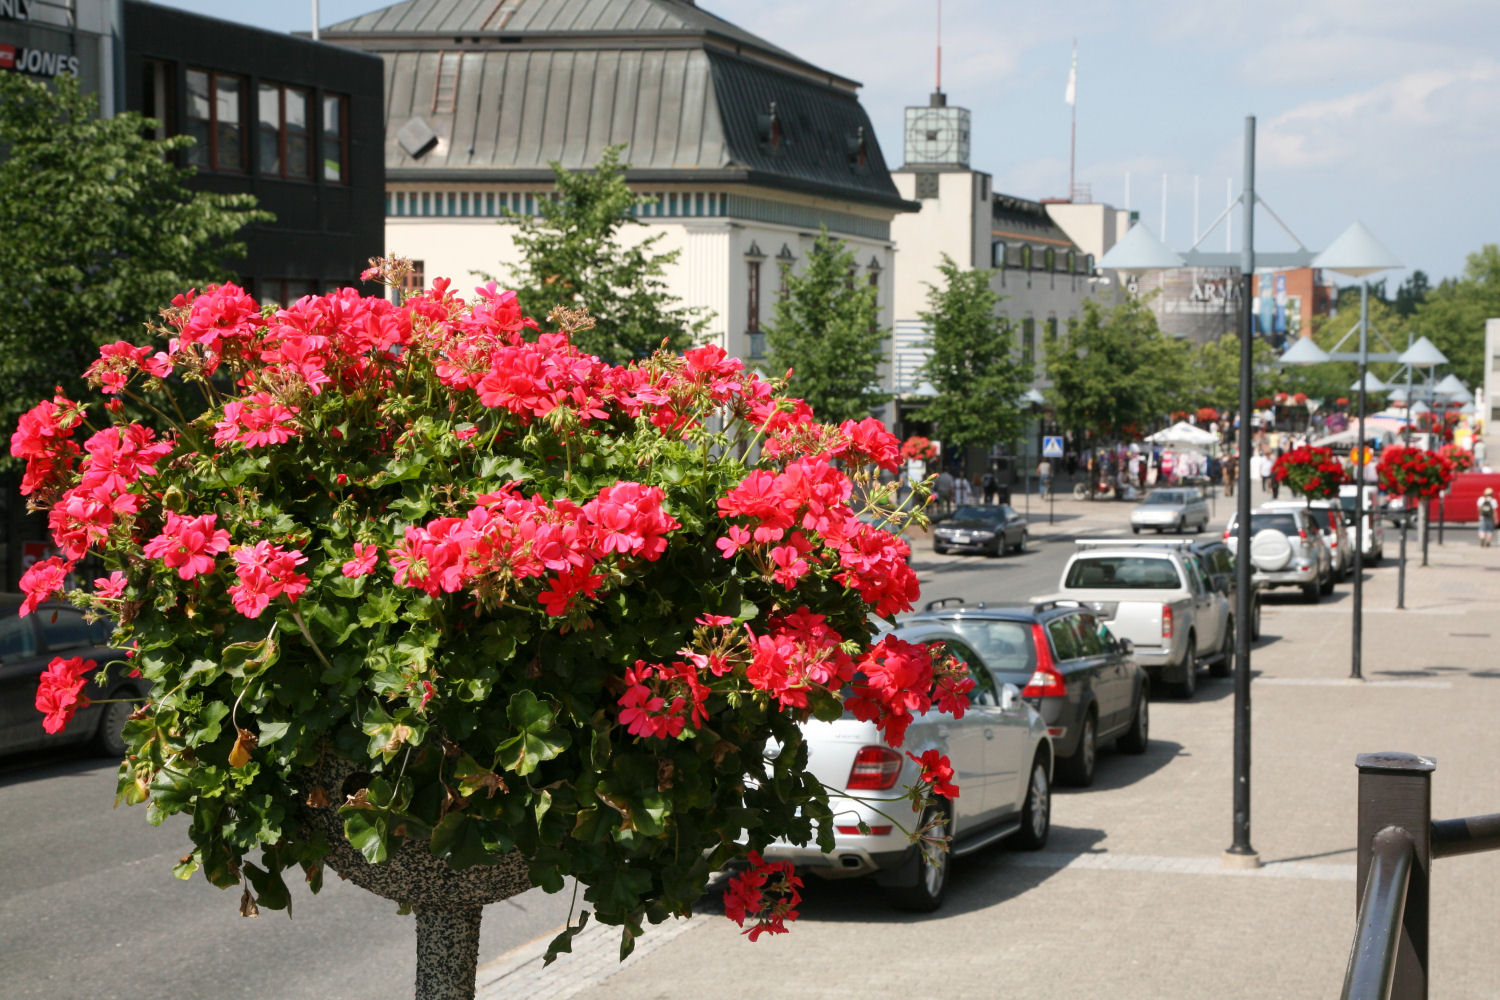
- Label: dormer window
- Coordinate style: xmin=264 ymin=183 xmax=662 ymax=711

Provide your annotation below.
xmin=758 ymin=102 xmax=784 ymax=151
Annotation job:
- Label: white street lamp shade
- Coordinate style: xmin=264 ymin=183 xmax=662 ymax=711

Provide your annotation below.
xmin=1350 ymin=372 xmax=1386 ymax=392
xmin=1410 ymin=400 xmax=1431 ymax=416
xmin=1434 ymin=374 xmax=1471 ymax=401
xmin=1280 ymin=338 xmax=1333 ymax=364
xmin=1398 ymin=335 xmax=1448 ymax=367
xmin=1311 ymin=221 xmax=1402 ymax=277
xmin=1020 ymin=388 xmax=1046 ymax=405
xmin=1461 ymin=402 xmax=1477 ymax=415
xmin=1388 ymin=386 xmax=1409 ymax=403
xmin=1096 ymin=223 xmax=1185 ymax=275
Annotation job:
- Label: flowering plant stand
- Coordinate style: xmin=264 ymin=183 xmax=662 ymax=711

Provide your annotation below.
xmin=14 ymin=264 xmax=967 ymax=997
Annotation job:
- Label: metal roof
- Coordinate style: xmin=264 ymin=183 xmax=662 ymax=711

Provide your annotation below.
xmin=324 ymin=0 xmax=840 ymax=86
xmin=992 ymin=194 xmax=1080 ymax=251
xmin=329 ymin=2 xmax=910 ymax=209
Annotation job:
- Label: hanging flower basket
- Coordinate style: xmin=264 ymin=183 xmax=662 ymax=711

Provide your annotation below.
xmin=1196 ymin=407 xmax=1218 ymax=424
xmin=1272 ymin=446 xmax=1350 ymax=500
xmin=1256 ymin=397 xmax=1273 ymax=410
xmin=900 ymin=434 xmax=937 ymax=463
xmin=1377 ymin=446 xmax=1455 ymax=499
xmin=1438 ymin=443 xmax=1474 ymax=474
xmin=12 ymin=268 xmax=967 ymax=996
xmin=1291 ymin=392 xmax=1308 ymax=406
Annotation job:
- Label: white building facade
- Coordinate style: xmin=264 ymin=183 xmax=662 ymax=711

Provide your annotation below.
xmin=323 ymin=0 xmax=914 ymax=420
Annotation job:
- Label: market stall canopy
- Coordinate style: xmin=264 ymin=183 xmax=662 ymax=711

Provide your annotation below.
xmin=1146 ymin=421 xmax=1219 ymax=449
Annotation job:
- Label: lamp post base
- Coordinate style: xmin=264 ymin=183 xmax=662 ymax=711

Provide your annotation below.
xmin=1222 ymin=848 xmax=1262 ymax=871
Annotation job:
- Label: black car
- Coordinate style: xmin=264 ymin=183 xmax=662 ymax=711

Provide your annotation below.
xmin=903 ymin=600 xmax=1149 ymax=787
xmin=931 ymin=505 xmax=1028 ymax=557
xmin=1188 ymin=538 xmax=1262 ymax=641
xmin=0 ymin=600 xmax=139 ymax=757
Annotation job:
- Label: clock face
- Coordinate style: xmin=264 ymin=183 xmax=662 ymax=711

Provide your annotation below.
xmin=904 ymin=107 xmax=971 ymax=165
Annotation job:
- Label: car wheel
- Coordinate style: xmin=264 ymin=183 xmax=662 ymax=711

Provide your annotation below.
xmin=1011 ymin=533 xmax=1026 ymax=554
xmin=92 ymin=691 xmax=134 ymax=758
xmin=1321 ymin=567 xmax=1335 ymax=595
xmin=1056 ymin=712 xmax=1097 ymax=787
xmin=985 ymin=541 xmax=1001 ymax=559
xmin=1210 ymin=619 xmax=1235 ymax=678
xmin=1302 ymin=581 xmax=1320 ymax=603
xmin=1009 ymin=756 xmax=1052 ymax=850
xmin=885 ymin=801 xmax=952 ymax=912
xmin=1073 ymin=482 xmax=1089 ymax=500
xmin=1131 ymin=525 xmax=1141 ymax=535
xmin=933 ymin=544 xmax=947 ymax=555
xmin=1193 ymin=520 xmax=1204 ymax=534
xmin=1171 ymin=637 xmax=1198 ymax=699
xmin=1118 ymin=689 xmax=1150 ymax=754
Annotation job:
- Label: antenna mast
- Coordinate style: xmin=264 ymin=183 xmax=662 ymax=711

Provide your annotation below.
xmin=936 ymin=0 xmax=942 ymax=91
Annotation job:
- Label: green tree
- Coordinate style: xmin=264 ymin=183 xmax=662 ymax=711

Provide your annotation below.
xmin=1044 ymin=296 xmax=1189 ymax=449
xmin=1190 ymin=335 xmax=1283 ymax=412
xmin=1393 ymin=270 xmax=1429 ymax=318
xmin=1413 ymin=244 xmax=1500 ymax=387
xmin=485 ymin=145 xmax=707 ymax=364
xmin=0 ymin=74 xmax=268 ymax=436
xmin=764 ymin=228 xmax=890 ymax=423
xmin=913 ymin=255 xmax=1028 ymax=452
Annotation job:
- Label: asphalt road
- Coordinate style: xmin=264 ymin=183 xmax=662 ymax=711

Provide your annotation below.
xmin=0 ymin=521 xmax=1083 ymax=1000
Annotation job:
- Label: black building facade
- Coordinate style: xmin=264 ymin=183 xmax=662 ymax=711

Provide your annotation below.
xmin=122 ymin=2 xmax=385 ymax=299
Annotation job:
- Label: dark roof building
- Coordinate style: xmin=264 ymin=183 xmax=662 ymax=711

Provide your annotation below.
xmin=320 ymin=0 xmax=913 ymax=396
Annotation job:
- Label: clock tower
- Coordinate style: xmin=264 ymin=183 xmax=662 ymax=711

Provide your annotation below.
xmin=903 ymin=90 xmax=970 ymax=170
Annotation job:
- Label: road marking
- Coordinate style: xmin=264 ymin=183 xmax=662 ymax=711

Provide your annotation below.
xmin=1253 ymin=678 xmax=1452 ymax=689
xmin=1265 ymin=607 xmax=1469 ymax=616
xmin=477 ymin=910 xmax=701 ymax=1000
xmin=1003 ymin=851 xmax=1355 ymax=881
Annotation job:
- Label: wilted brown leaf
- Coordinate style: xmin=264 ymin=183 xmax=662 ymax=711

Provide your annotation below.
xmin=228 ymin=728 xmax=258 ymax=768
xmin=239 ymin=886 xmax=260 ymax=918
xmin=305 ymin=785 xmax=330 ymax=809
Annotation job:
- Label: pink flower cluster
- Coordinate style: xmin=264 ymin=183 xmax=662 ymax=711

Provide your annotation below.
xmin=387 ymin=481 xmax=679 ymax=617
xmin=213 ymin=392 xmax=301 ymax=449
xmin=142 ymin=512 xmax=231 ymax=581
xmin=617 ymin=659 xmax=711 ymax=739
xmin=723 ymin=851 xmax=803 ymax=941
xmin=716 ymin=456 xmax=918 ymax=617
xmin=35 ymin=656 xmax=95 ymax=734
xmin=228 ymin=541 xmax=310 ymax=618
xmin=846 ymin=636 xmax=975 ymax=747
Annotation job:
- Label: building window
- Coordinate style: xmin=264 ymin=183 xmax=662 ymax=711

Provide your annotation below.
xmin=1044 ymin=248 xmax=1057 ymax=272
xmin=1045 ymin=316 xmax=1058 ymax=343
xmin=141 ymin=59 xmax=174 ymax=141
xmin=1022 ymin=317 xmax=1036 ymax=365
xmin=1021 ymin=246 xmax=1033 ymax=270
xmin=991 ymin=240 xmax=1007 ymax=269
xmin=257 ymin=82 xmax=311 ymax=179
xmin=749 ymin=332 xmax=767 ymax=358
xmin=186 ymin=69 xmax=246 ymax=172
xmin=403 ymin=260 xmax=425 ymax=297
xmin=262 ymin=278 xmax=318 ymax=306
xmin=321 ymin=93 xmax=348 ymax=183
xmin=746 ymin=259 xmax=762 ymax=333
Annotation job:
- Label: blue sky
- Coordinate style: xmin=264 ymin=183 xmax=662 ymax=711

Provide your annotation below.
xmin=158 ymin=0 xmax=1500 ymax=285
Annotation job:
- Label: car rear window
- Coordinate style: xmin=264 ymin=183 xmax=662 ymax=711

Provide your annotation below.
xmin=1065 ymin=556 xmax=1184 ymax=589
xmin=947 ymin=620 xmax=1034 ymax=675
xmin=1240 ymin=513 xmax=1300 ymax=535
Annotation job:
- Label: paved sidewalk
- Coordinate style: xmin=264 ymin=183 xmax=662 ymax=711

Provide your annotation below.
xmin=477 ymin=491 xmax=1500 ymax=1000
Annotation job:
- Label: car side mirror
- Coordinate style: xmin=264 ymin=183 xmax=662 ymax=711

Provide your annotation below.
xmin=1117 ymin=637 xmax=1134 ymax=654
xmin=1001 ymin=683 xmax=1023 ymax=711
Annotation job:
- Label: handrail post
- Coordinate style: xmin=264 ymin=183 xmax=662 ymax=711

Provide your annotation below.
xmin=1355 ymin=753 xmax=1435 ymax=999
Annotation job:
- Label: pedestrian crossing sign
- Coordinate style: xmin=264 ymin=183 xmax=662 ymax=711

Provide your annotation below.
xmin=1043 ymin=436 xmax=1064 ymax=458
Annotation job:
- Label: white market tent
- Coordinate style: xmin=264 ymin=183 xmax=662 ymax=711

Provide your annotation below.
xmin=1146 ymin=421 xmax=1219 ymax=450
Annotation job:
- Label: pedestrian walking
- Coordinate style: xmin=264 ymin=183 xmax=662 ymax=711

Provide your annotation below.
xmin=981 ymin=470 xmax=998 ymax=505
xmin=1223 ymin=451 xmax=1237 ymax=496
xmin=1479 ymin=488 xmax=1497 ymax=548
xmin=1037 ymin=458 xmax=1053 ymax=499
xmin=955 ymin=475 xmax=973 ymax=505
xmin=936 ymin=469 xmax=955 ymax=513
xmin=1269 ymin=449 xmax=1283 ymax=499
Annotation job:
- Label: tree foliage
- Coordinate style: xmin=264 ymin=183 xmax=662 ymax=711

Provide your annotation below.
xmin=1188 ymin=335 xmax=1285 ymax=412
xmin=486 ymin=145 xmax=707 ymax=364
xmin=1044 ymin=296 xmax=1190 ymax=443
xmin=764 ymin=229 xmax=891 ymax=424
xmin=1413 ymin=244 xmax=1500 ymax=388
xmin=913 ymin=255 xmax=1028 ymax=450
xmin=0 ymin=73 xmax=268 ymax=440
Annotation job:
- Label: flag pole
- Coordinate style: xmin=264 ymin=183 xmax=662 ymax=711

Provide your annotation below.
xmin=1065 ymin=41 xmax=1077 ymax=201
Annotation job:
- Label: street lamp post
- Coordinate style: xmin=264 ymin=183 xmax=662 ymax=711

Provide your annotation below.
xmin=1282 ymin=221 xmax=1404 ymax=680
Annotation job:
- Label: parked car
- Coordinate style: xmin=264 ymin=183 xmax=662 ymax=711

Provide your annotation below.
xmin=903 ymin=601 xmax=1150 ymax=787
xmin=0 ymin=600 xmax=138 ymax=756
xmin=931 ymin=504 xmax=1027 ymax=557
xmin=1337 ymin=484 xmax=1385 ymax=563
xmin=1223 ymin=506 xmax=1334 ymax=601
xmin=761 ymin=620 xmax=1052 ymax=912
xmin=1037 ymin=539 xmax=1233 ymax=699
xmin=1129 ymin=488 xmax=1211 ymax=535
xmin=1260 ymin=500 xmax=1353 ymax=580
xmin=1187 ymin=538 xmax=1262 ymax=641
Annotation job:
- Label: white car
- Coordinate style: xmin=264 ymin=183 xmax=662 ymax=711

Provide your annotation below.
xmin=1129 ymin=488 xmax=1211 ymax=534
xmin=761 ymin=621 xmax=1053 ymax=912
xmin=1337 ymin=484 xmax=1386 ymax=563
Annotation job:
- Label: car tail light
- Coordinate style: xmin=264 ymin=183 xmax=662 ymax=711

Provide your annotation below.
xmin=1023 ymin=624 xmax=1067 ymax=697
xmin=835 ymin=824 xmax=893 ymax=836
xmin=1223 ymin=527 xmax=1232 ymax=540
xmin=846 ymin=746 xmax=903 ymax=790
xmin=1161 ymin=604 xmax=1174 ymax=639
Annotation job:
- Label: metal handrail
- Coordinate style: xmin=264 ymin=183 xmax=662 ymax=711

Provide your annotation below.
xmin=1342 ymin=827 xmax=1415 ymax=1000
xmin=1432 ymin=812 xmax=1500 ymax=860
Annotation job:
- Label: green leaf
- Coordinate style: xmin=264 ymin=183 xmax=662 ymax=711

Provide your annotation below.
xmin=498 ymin=691 xmax=570 ymax=776
xmin=429 ymin=813 xmax=503 ymax=870
xmin=221 ymin=635 xmax=280 ymax=680
xmin=339 ymin=807 xmax=391 ymax=865
xmin=542 ymin=911 xmax=590 ymax=966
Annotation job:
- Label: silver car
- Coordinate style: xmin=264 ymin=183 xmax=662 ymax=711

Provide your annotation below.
xmin=1130 ymin=488 xmax=1211 ymax=535
xmin=1261 ymin=500 xmax=1353 ymax=580
xmin=1224 ymin=507 xmax=1334 ymax=602
xmin=761 ymin=621 xmax=1053 ymax=912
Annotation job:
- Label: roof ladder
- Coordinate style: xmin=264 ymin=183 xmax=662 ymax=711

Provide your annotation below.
xmin=433 ymin=51 xmax=461 ymax=115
